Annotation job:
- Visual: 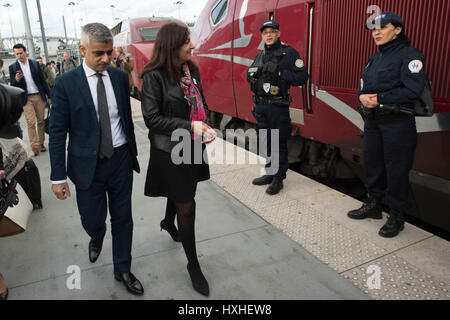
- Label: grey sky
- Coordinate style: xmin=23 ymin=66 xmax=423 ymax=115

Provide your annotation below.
xmin=0 ymin=0 xmax=209 ymax=38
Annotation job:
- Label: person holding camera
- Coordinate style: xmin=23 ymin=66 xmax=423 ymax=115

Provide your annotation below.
xmin=9 ymin=44 xmax=51 ymax=156
xmin=112 ymin=47 xmax=134 ymax=92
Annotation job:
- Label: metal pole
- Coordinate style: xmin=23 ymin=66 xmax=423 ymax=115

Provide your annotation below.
xmin=20 ymin=0 xmax=35 ymax=60
xmin=62 ymin=16 xmax=69 ymax=47
xmin=36 ymin=0 xmax=49 ymax=63
xmin=3 ymin=4 xmax=16 ymax=44
xmin=110 ymin=5 xmax=115 ymax=27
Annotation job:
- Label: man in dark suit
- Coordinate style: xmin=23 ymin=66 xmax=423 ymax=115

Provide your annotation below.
xmin=49 ymin=23 xmax=143 ymax=296
xmin=9 ymin=44 xmax=51 ymax=156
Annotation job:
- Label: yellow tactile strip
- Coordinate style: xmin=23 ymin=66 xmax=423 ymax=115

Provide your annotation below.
xmin=342 ymin=255 xmax=450 ymax=300
xmin=209 ymin=160 xmax=450 ymax=300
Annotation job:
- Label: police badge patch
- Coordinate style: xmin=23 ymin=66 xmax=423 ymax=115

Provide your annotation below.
xmin=263 ymin=83 xmax=271 ymax=93
xmin=408 ymin=60 xmax=423 ymax=73
xmin=295 ymin=59 xmax=304 ymax=69
xmin=270 ymin=86 xmax=279 ymax=95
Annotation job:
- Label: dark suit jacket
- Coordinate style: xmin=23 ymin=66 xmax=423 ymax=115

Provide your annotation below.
xmin=49 ymin=66 xmax=140 ymax=190
xmin=9 ymin=59 xmax=51 ymax=105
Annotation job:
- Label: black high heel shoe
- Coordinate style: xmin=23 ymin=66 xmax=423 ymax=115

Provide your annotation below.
xmin=0 ymin=273 xmax=8 ymax=300
xmin=160 ymin=219 xmax=181 ymax=242
xmin=0 ymin=288 xmax=8 ymax=300
xmin=187 ymin=263 xmax=210 ymax=297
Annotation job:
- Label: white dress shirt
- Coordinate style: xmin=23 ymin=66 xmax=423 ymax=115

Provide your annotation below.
xmin=82 ymin=60 xmax=127 ymax=148
xmin=19 ymin=59 xmax=39 ymax=94
xmin=52 ymin=61 xmax=128 ymax=184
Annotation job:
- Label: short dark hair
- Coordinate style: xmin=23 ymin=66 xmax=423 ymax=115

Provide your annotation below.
xmin=0 ymin=59 xmax=3 ymax=68
xmin=13 ymin=43 xmax=27 ymax=51
xmin=36 ymin=56 xmax=42 ymax=60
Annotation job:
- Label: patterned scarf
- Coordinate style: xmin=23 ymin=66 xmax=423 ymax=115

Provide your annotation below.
xmin=180 ymin=63 xmax=206 ymax=139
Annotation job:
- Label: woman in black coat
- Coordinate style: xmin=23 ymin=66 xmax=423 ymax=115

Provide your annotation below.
xmin=140 ymin=23 xmax=216 ymax=296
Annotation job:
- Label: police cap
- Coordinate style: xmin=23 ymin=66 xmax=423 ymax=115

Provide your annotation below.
xmin=366 ymin=11 xmax=404 ymax=30
xmin=260 ymin=20 xmax=280 ymax=32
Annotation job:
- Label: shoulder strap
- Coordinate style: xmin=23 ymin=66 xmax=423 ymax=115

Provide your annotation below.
xmin=271 ymin=45 xmax=287 ymax=64
xmin=401 ymin=46 xmax=409 ymax=61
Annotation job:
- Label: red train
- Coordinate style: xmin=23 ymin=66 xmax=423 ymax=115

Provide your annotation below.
xmin=191 ymin=0 xmax=450 ymax=232
xmin=111 ymin=17 xmax=185 ymax=98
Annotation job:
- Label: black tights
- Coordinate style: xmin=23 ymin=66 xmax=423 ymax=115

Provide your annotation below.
xmin=164 ymin=198 xmax=199 ymax=268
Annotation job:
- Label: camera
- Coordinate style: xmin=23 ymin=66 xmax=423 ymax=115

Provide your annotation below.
xmin=0 ymin=83 xmax=24 ymax=138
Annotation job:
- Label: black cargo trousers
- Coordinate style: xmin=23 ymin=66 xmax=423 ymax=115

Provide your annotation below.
xmin=252 ymin=103 xmax=292 ymax=180
xmin=363 ymin=116 xmax=417 ymax=211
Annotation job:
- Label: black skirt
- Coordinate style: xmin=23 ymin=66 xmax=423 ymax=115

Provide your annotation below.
xmin=144 ymin=140 xmax=210 ymax=203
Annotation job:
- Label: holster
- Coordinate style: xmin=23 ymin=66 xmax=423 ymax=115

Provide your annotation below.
xmin=358 ymin=104 xmax=374 ymax=120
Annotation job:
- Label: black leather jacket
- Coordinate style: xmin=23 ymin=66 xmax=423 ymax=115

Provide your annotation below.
xmin=141 ymin=67 xmax=209 ymax=153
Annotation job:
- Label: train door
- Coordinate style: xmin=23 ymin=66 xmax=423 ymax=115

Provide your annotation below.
xmin=232 ymin=0 xmax=276 ymax=122
xmin=195 ymin=0 xmax=238 ymax=117
xmin=274 ymin=0 xmax=316 ymax=134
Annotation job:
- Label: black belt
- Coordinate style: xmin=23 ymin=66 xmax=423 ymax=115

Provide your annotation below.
xmin=28 ymin=93 xmax=40 ymax=96
xmin=113 ymin=143 xmax=128 ymax=153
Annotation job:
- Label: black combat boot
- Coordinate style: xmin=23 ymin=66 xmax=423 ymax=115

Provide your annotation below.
xmin=266 ymin=178 xmax=283 ymax=195
xmin=378 ymin=209 xmax=405 ymax=238
xmin=347 ymin=197 xmax=383 ymax=220
xmin=252 ymin=175 xmax=273 ymax=186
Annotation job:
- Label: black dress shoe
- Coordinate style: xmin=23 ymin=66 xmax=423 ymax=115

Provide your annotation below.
xmin=252 ymin=175 xmax=273 ymax=186
xmin=114 ymin=272 xmax=144 ymax=295
xmin=89 ymin=239 xmax=103 ymax=263
xmin=187 ymin=263 xmax=209 ymax=297
xmin=347 ymin=197 xmax=382 ymax=220
xmin=160 ymin=219 xmax=181 ymax=242
xmin=266 ymin=178 xmax=283 ymax=195
xmin=0 ymin=288 xmax=8 ymax=300
xmin=378 ymin=210 xmax=405 ymax=238
xmin=0 ymin=273 xmax=7 ymax=300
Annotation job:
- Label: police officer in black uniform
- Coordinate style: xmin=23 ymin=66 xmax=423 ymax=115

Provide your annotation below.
xmin=248 ymin=20 xmax=309 ymax=195
xmin=347 ymin=12 xmax=426 ymax=237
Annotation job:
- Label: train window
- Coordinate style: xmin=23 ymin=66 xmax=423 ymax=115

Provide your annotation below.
xmin=211 ymin=0 xmax=228 ymax=26
xmin=139 ymin=27 xmax=161 ymax=41
xmin=132 ymin=31 xmax=139 ymax=43
xmin=121 ymin=20 xmax=130 ymax=33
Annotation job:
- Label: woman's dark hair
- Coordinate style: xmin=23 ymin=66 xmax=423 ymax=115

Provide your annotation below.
xmin=391 ymin=21 xmax=411 ymax=46
xmin=0 ymin=59 xmax=3 ymax=68
xmin=140 ymin=22 xmax=198 ymax=84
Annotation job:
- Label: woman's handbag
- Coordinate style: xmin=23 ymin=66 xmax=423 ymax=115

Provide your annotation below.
xmin=0 ymin=180 xmax=32 ymax=237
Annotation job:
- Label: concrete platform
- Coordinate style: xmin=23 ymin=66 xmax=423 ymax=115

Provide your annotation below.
xmin=1 ymin=97 xmax=448 ymax=300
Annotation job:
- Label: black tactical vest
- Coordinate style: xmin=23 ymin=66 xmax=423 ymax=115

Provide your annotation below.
xmin=248 ymin=44 xmax=291 ymax=106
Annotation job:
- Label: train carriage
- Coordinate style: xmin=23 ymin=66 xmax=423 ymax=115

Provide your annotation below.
xmin=111 ymin=17 xmax=186 ymax=98
xmin=191 ymin=0 xmax=450 ymax=233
